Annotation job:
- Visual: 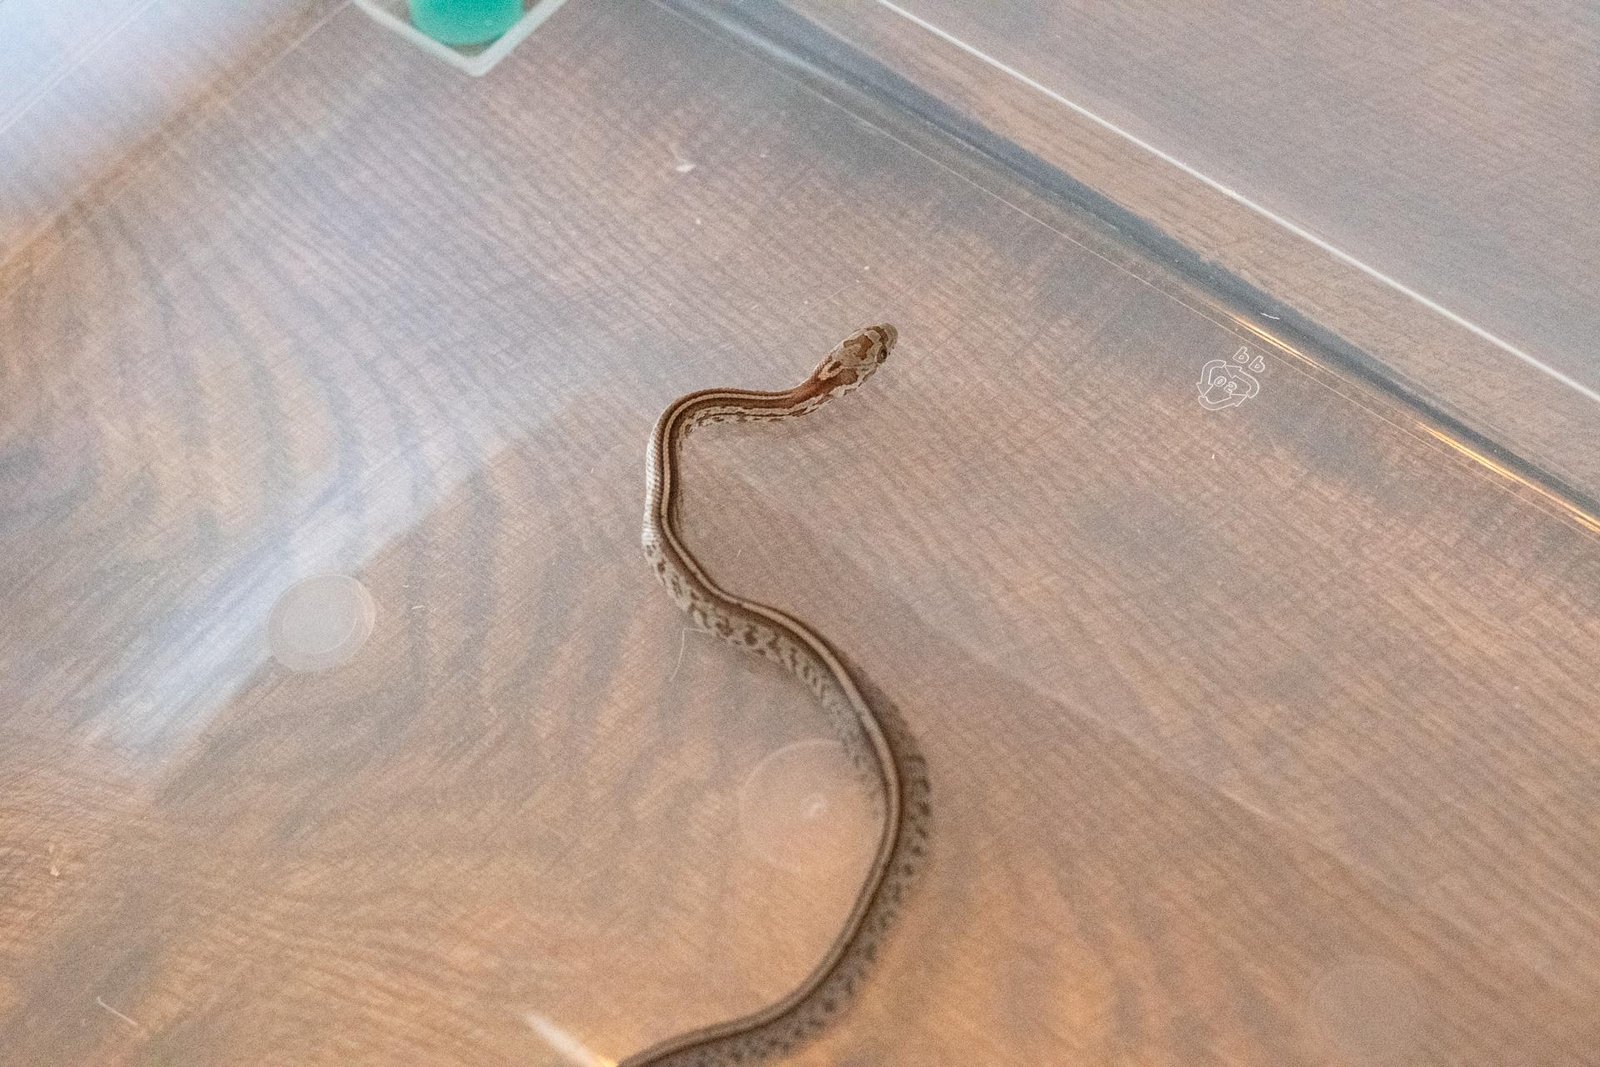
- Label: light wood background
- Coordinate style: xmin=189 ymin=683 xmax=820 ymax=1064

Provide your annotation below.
xmin=2 ymin=1 xmax=1598 ymax=1064
xmin=0 ymin=0 xmax=337 ymax=268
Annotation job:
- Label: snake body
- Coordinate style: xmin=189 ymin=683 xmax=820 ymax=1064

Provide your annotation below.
xmin=634 ymin=325 xmax=930 ymax=1066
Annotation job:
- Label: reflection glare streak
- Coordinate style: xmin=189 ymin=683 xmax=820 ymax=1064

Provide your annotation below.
xmin=524 ymin=1011 xmax=616 ymax=1067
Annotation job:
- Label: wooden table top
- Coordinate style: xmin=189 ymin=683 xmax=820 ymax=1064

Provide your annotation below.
xmin=2 ymin=1 xmax=1597 ymax=1064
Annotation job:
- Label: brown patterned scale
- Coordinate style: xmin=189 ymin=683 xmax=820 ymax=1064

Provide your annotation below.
xmin=636 ymin=326 xmax=931 ymax=1065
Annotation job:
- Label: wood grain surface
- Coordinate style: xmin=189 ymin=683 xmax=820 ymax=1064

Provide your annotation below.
xmin=780 ymin=0 xmax=1600 ymax=505
xmin=0 ymin=0 xmax=340 ymax=272
xmin=2 ymin=1 xmax=1599 ymax=1064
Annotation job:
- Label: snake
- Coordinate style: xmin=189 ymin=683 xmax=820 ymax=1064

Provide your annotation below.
xmin=634 ymin=325 xmax=931 ymax=1066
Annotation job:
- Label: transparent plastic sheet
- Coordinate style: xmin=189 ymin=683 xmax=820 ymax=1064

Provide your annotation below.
xmin=772 ymin=0 xmax=1600 ymax=509
xmin=837 ymin=0 xmax=1600 ymax=393
xmin=2 ymin=1 xmax=1598 ymax=1064
xmin=0 ymin=0 xmax=337 ymax=265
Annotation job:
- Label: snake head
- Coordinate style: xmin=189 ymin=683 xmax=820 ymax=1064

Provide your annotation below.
xmin=811 ymin=324 xmax=897 ymax=389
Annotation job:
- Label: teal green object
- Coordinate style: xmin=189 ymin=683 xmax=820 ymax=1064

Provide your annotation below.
xmin=410 ymin=0 xmax=522 ymax=46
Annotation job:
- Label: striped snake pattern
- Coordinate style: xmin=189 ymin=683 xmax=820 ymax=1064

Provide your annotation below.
xmin=634 ymin=325 xmax=931 ymax=1065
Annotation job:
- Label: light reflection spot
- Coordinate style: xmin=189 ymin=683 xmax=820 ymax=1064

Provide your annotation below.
xmin=268 ymin=574 xmax=376 ymax=672
xmin=738 ymin=739 xmax=877 ymax=875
